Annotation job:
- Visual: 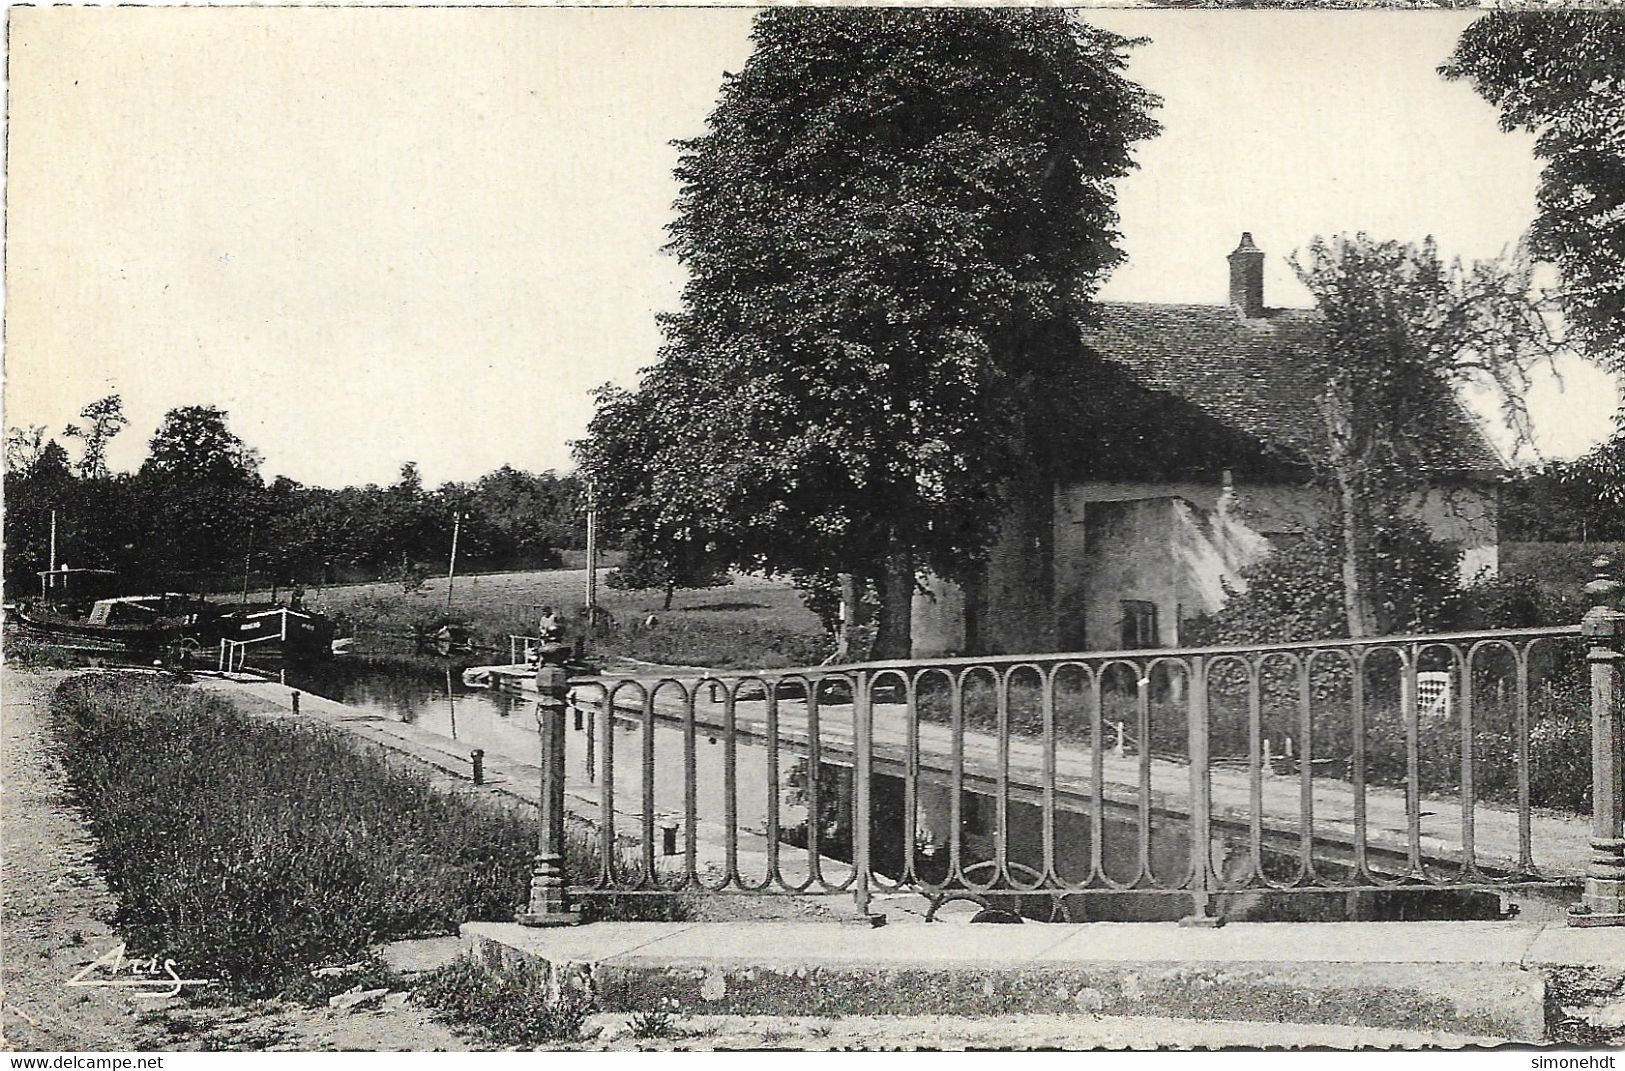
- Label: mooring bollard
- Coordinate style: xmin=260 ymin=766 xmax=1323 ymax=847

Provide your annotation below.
xmin=1571 ymin=555 xmax=1625 ymax=927
xmin=471 ymin=748 xmax=485 ymax=786
xmin=290 ymin=691 xmax=300 ymax=716
xmin=517 ymin=641 xmax=583 ymax=927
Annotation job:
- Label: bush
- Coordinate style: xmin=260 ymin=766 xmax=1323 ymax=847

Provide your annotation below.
xmin=603 ymin=535 xmax=732 ymax=610
xmin=3 ymin=630 xmax=80 ymax=668
xmin=1452 ymin=569 xmax=1579 ymax=630
xmin=49 ymin=673 xmax=686 ymax=998
xmin=1183 ymin=519 xmax=1461 ymax=647
xmin=415 ymin=955 xmax=590 ymax=1046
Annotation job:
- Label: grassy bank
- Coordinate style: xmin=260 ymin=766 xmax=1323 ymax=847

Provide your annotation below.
xmin=49 ymin=673 xmax=685 ymax=998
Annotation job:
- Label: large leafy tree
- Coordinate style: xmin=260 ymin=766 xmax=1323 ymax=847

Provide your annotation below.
xmin=580 ymin=8 xmax=1158 ymax=657
xmin=1291 ymin=234 xmax=1556 ymax=636
xmin=1443 ymin=13 xmax=1625 ymax=377
xmin=1444 ymin=14 xmax=1625 ymax=505
xmin=137 ymin=406 xmax=264 ymax=590
xmin=63 ymin=394 xmax=129 ymax=480
xmin=141 ymin=405 xmax=261 ymax=484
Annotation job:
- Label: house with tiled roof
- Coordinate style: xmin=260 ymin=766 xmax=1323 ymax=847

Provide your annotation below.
xmin=910 ymin=234 xmax=1507 ymax=658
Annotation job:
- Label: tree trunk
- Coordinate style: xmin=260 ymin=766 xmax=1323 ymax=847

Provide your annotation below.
xmin=1336 ymin=474 xmax=1375 ymax=638
xmin=1324 ymin=383 xmax=1374 ymax=638
xmin=835 ymin=572 xmax=860 ymax=660
xmin=872 ymin=542 xmax=915 ymax=661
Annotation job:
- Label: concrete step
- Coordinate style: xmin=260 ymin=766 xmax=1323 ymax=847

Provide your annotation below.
xmin=459 ymin=919 xmax=1625 ymax=1043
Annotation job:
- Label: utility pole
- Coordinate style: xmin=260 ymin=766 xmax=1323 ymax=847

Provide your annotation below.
xmin=46 ymin=509 xmax=57 ymax=601
xmin=445 ymin=510 xmax=462 ymax=614
xmin=584 ymin=482 xmax=598 ymax=630
xmin=242 ymin=527 xmax=254 ymax=605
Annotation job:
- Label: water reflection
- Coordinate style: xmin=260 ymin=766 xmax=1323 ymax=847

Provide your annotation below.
xmin=284 ymin=657 xmax=542 ymax=759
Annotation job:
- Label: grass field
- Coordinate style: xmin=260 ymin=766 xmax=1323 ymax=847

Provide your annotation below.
xmin=281 ymin=568 xmax=831 ymax=670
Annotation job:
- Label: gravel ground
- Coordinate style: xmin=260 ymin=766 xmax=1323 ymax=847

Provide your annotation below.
xmin=1 ymin=669 xmax=161 ymax=1051
xmin=569 ymin=1012 xmax=1509 ymax=1051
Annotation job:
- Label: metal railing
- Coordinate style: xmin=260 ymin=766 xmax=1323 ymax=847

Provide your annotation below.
xmin=219 ymin=637 xmax=256 ymax=673
xmin=509 ymin=634 xmax=543 ymax=666
xmin=511 ymin=558 xmax=1625 ymax=928
xmin=217 ymin=636 xmax=284 ymax=681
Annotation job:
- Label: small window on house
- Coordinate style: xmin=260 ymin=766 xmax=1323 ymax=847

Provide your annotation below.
xmin=1121 ymin=600 xmax=1159 ymax=650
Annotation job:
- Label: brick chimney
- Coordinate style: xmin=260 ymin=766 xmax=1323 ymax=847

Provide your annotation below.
xmin=1228 ymin=232 xmax=1265 ymax=318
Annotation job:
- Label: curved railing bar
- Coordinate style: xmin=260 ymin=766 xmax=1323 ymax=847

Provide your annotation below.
xmin=997 ymin=662 xmax=1049 ymax=893
xmin=950 ymin=664 xmax=1004 ymax=895
xmin=1204 ymin=653 xmax=1260 ymax=892
xmin=1254 ymin=650 xmax=1313 ymax=890
xmin=1353 ymin=644 xmax=1412 ymax=890
xmin=864 ymin=667 xmax=915 ymax=895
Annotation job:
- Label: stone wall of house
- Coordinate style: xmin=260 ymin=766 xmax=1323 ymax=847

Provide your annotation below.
xmin=909 ymin=475 xmax=1500 ymax=659
xmin=910 ymin=574 xmax=967 ymax=658
xmin=1057 ymin=479 xmax=1325 ymax=537
xmin=1415 ymin=483 xmax=1500 ymax=580
xmin=1059 ymin=478 xmax=1499 ymax=583
xmin=972 ymin=477 xmax=1055 ymax=656
xmin=1076 ymin=496 xmax=1272 ymax=650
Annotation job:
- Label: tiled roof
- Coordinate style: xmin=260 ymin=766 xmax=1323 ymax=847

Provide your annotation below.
xmin=1082 ymin=301 xmax=1507 ymax=476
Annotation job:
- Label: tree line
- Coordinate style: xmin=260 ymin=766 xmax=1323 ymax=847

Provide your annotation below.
xmin=4 ymin=399 xmax=587 ymax=600
xmin=1500 ymin=442 xmax=1625 ymax=545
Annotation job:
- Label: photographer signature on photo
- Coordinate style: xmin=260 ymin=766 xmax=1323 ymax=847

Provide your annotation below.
xmin=65 ymin=943 xmax=214 ymax=999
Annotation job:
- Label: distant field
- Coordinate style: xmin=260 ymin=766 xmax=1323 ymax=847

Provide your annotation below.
xmin=277 ymin=568 xmax=830 ymax=670
xmin=255 ymin=541 xmax=1615 ymax=671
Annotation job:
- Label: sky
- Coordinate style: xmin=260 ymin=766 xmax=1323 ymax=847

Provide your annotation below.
xmin=6 ymin=7 xmax=1618 ymax=488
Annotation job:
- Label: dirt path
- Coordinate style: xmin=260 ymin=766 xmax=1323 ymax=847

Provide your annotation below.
xmin=1 ymin=668 xmax=160 ymax=1050
xmin=1 ymin=668 xmax=474 ymax=1052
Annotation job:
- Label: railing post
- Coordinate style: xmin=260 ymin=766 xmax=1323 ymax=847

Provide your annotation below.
xmin=518 ymin=641 xmax=583 ymax=927
xmin=852 ymin=672 xmax=870 ymax=914
xmin=1570 ymin=556 xmax=1625 ymax=927
xmin=851 ymin=670 xmax=884 ymax=925
xmin=1181 ymin=655 xmax=1223 ymax=927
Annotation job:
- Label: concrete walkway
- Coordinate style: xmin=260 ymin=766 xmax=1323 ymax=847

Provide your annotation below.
xmin=464 ymin=917 xmax=1625 ymax=1044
